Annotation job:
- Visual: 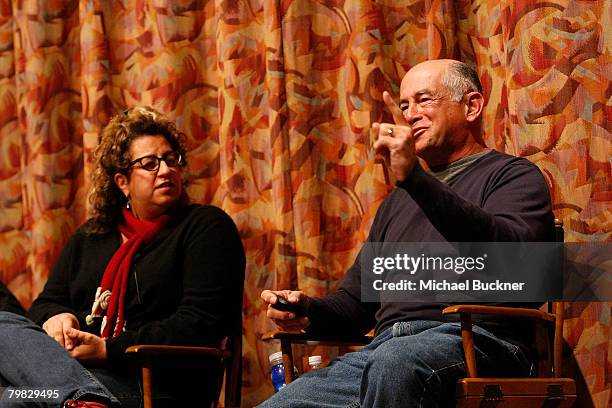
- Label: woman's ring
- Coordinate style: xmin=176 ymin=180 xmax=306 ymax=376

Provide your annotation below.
xmin=387 ymin=128 xmax=394 ymax=135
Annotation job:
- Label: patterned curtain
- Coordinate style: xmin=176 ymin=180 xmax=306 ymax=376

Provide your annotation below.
xmin=0 ymin=0 xmax=608 ymax=406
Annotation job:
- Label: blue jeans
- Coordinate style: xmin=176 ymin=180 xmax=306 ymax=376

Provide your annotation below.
xmin=0 ymin=312 xmax=123 ymax=407
xmin=259 ymin=321 xmax=532 ymax=408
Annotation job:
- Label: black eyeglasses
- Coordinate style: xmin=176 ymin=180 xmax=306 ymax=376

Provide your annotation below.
xmin=128 ymin=151 xmax=183 ymax=172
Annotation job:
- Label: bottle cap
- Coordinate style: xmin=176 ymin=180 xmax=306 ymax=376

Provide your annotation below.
xmin=308 ymin=355 xmax=322 ymax=365
xmin=269 ymin=351 xmax=283 ymax=364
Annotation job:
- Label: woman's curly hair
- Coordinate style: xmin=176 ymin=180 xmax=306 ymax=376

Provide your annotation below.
xmin=85 ymin=106 xmax=188 ymax=235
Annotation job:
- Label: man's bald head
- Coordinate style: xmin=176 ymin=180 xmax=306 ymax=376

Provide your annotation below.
xmin=397 ymin=59 xmax=486 ymax=166
xmin=407 ymin=59 xmax=482 ymax=102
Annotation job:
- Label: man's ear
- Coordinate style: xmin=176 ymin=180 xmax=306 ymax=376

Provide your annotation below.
xmin=464 ymin=92 xmax=484 ymax=123
xmin=114 ymin=173 xmax=130 ymax=197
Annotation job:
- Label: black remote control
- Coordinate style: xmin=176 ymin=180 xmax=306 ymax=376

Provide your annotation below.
xmin=270 ymin=295 xmax=306 ymax=316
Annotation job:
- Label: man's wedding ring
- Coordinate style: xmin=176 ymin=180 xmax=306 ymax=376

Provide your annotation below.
xmin=387 ymin=128 xmax=394 ymax=135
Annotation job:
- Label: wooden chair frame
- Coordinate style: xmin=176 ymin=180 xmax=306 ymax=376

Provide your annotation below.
xmin=260 ymin=331 xmax=371 ymax=384
xmin=261 ymin=220 xmax=575 ymax=405
xmin=442 ymin=303 xmax=575 ymax=406
xmin=126 ymin=331 xmax=242 ymax=408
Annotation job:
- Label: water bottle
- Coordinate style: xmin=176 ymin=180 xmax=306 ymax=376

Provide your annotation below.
xmin=269 ymin=351 xmax=286 ymax=392
xmin=308 ymin=355 xmax=322 ymax=371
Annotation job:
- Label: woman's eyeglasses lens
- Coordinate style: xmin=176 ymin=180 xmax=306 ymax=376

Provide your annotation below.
xmin=131 ymin=152 xmax=182 ymax=171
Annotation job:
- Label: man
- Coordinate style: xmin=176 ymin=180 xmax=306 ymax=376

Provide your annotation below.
xmin=260 ymin=59 xmax=554 ymax=407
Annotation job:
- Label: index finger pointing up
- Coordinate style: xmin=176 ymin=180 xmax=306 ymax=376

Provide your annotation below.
xmin=383 ymin=91 xmax=408 ymax=126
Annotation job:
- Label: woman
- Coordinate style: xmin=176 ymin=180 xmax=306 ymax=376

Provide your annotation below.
xmin=0 ymin=106 xmax=245 ymax=407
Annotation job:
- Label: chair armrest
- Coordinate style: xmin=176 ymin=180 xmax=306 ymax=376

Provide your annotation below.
xmin=260 ymin=330 xmax=372 ymax=384
xmin=443 ymin=305 xmax=555 ymax=378
xmin=125 ymin=344 xmax=230 ymax=359
xmin=442 ymin=305 xmax=554 ymax=323
xmin=261 ymin=330 xmax=309 ymax=342
xmin=261 ymin=330 xmax=372 ymax=346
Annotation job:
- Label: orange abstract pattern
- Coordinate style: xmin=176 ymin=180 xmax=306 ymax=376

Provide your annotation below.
xmin=0 ymin=1 xmax=609 ymax=406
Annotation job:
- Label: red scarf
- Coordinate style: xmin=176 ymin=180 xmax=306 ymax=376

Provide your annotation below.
xmin=86 ymin=208 xmax=170 ymax=338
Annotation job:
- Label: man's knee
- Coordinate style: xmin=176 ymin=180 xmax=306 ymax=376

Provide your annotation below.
xmin=366 ymin=338 xmax=432 ymax=382
xmin=365 ymin=331 xmax=466 ymax=388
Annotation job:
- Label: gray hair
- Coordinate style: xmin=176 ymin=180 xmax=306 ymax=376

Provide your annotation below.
xmin=442 ymin=62 xmax=483 ymax=101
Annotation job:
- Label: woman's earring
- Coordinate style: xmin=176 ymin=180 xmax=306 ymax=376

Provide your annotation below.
xmin=126 ymin=195 xmax=131 ymax=210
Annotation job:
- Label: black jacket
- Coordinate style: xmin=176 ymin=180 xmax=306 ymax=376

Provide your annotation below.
xmin=28 ymin=204 xmax=245 ymax=372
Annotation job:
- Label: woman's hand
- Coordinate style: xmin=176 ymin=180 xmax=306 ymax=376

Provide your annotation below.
xmin=261 ymin=289 xmax=311 ymax=332
xmin=42 ymin=313 xmax=80 ymax=350
xmin=67 ymin=328 xmax=107 ymax=367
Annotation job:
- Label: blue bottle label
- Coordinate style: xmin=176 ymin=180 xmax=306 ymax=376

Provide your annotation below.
xmin=270 ymin=363 xmax=286 ymax=392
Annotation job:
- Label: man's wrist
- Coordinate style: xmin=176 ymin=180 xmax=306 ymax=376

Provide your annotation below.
xmin=395 ymin=161 xmax=424 ymax=188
